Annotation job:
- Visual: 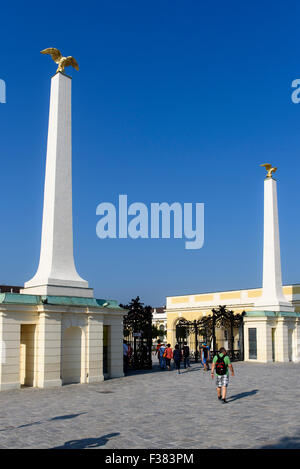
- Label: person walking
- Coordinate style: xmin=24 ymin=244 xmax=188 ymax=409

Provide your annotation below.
xmin=202 ymin=342 xmax=210 ymax=371
xmin=173 ymin=344 xmax=182 ymax=374
xmin=158 ymin=343 xmax=166 ymax=369
xmin=198 ymin=345 xmax=204 ymax=368
xmin=155 ymin=339 xmax=162 ymax=364
xmin=155 ymin=340 xmax=162 ymax=368
xmin=123 ymin=340 xmax=129 ymax=373
xmin=211 ymin=347 xmax=234 ymax=404
xmin=182 ymin=342 xmax=191 ymax=369
xmin=164 ymin=344 xmax=173 ymax=370
xmin=155 ymin=340 xmax=162 ymax=357
xmin=127 ymin=343 xmax=133 ymax=367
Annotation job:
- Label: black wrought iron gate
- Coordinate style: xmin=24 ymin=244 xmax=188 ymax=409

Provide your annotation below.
xmin=176 ymin=306 xmax=245 ymax=362
xmin=123 ymin=304 xmax=152 ymax=370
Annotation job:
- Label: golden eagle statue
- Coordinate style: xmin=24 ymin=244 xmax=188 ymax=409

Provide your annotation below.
xmin=260 ymin=163 xmax=277 ymax=178
xmin=40 ymin=48 xmax=79 ymax=74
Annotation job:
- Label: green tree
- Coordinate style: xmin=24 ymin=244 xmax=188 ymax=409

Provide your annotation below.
xmin=120 ymin=297 xmax=153 ymax=370
xmin=152 ymin=324 xmax=166 ymax=339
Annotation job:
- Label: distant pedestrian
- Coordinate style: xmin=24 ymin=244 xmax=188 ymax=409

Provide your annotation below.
xmin=182 ymin=342 xmax=191 ymax=369
xmin=127 ymin=343 xmax=133 ymax=367
xmin=158 ymin=343 xmax=166 ymax=369
xmin=123 ymin=340 xmax=129 ymax=372
xmin=202 ymin=343 xmax=210 ymax=371
xmin=211 ymin=347 xmax=235 ymax=404
xmin=155 ymin=339 xmax=162 ymax=362
xmin=140 ymin=343 xmax=148 ymax=363
xmin=164 ymin=344 xmax=173 ymax=370
xmin=198 ymin=345 xmax=204 ymax=368
xmin=173 ymin=344 xmax=182 ymax=374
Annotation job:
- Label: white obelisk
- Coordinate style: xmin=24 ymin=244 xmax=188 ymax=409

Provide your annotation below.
xmin=255 ymin=170 xmax=293 ymax=312
xmin=22 ymin=72 xmax=93 ymax=298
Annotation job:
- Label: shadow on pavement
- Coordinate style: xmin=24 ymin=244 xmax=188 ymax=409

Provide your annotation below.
xmin=50 ymin=413 xmax=88 ymax=422
xmin=0 ymin=412 xmax=87 ymax=432
xmin=52 ymin=432 xmax=120 ymax=449
xmin=125 ymin=362 xmax=205 ymax=376
xmin=228 ymin=390 xmax=259 ymax=402
xmin=182 ymin=365 xmax=205 ymax=373
xmin=259 ymin=432 xmax=300 ymax=449
xmin=125 ymin=362 xmax=163 ymax=376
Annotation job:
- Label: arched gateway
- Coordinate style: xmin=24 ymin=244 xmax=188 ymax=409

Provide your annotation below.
xmin=62 ymin=327 xmax=84 ymax=384
xmin=174 ymin=306 xmax=245 ymax=362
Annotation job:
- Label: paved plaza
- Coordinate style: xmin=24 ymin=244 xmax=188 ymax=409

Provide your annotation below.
xmin=0 ymin=360 xmax=299 ymax=449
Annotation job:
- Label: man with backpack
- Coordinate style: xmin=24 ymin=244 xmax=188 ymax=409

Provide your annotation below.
xmin=211 ymin=347 xmax=235 ymax=404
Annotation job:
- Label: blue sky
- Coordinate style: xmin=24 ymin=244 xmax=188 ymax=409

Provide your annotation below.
xmin=1 ymin=0 xmax=300 ymax=306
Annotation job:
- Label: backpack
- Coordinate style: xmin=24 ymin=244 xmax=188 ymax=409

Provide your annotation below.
xmin=215 ymin=354 xmax=227 ymax=375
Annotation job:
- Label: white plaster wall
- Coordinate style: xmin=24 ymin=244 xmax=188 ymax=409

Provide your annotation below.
xmin=0 ymin=305 xmax=125 ymax=391
xmin=105 ymin=316 xmax=124 ymax=378
xmin=62 ymin=327 xmax=83 ymax=384
xmin=20 ymin=324 xmax=36 ymax=387
xmin=86 ymin=314 xmax=104 ymax=383
xmin=0 ymin=309 xmax=38 ymax=391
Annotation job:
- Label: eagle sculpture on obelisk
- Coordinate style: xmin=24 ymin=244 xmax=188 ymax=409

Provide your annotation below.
xmin=254 ymin=164 xmax=294 ymax=312
xmin=40 ymin=48 xmax=79 ymax=74
xmin=22 ymin=48 xmax=93 ymax=298
xmin=260 ymin=163 xmax=277 ymax=179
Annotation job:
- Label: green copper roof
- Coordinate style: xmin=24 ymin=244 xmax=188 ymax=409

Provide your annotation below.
xmin=0 ymin=293 xmax=124 ymax=310
xmin=245 ymin=310 xmax=300 ymax=318
xmin=0 ymin=293 xmax=38 ymax=305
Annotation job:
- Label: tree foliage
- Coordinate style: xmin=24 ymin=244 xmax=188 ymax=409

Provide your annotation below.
xmin=121 ymin=296 xmax=152 ymax=337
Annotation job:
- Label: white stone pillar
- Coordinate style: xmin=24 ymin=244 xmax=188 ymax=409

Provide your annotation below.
xmin=255 ymin=177 xmax=294 ymax=312
xmin=275 ymin=318 xmax=289 ymax=362
xmin=86 ymin=313 xmax=104 ymax=383
xmin=108 ymin=317 xmax=124 ymax=378
xmin=244 ymin=316 xmax=273 ymax=363
xmin=295 ymin=318 xmax=300 ymax=362
xmin=36 ymin=311 xmax=62 ymax=388
xmin=22 ymin=72 xmax=93 ymax=298
xmin=0 ymin=313 xmax=20 ymax=391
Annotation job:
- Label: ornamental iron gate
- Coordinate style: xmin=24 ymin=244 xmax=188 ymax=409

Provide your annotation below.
xmin=123 ymin=301 xmax=152 ymax=370
xmin=176 ymin=318 xmax=205 ymax=362
xmin=176 ymin=306 xmax=245 ymax=362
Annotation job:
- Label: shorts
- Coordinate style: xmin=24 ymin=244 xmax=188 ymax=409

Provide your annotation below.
xmin=216 ymin=375 xmax=229 ymax=388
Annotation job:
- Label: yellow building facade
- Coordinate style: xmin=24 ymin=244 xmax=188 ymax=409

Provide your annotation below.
xmin=166 ymin=285 xmax=300 ymax=362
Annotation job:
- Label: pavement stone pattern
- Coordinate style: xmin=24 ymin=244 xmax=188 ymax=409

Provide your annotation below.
xmin=0 ymin=358 xmax=299 ymax=449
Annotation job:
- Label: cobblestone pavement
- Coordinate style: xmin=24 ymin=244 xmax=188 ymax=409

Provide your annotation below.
xmin=0 ymin=360 xmax=299 ymax=449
